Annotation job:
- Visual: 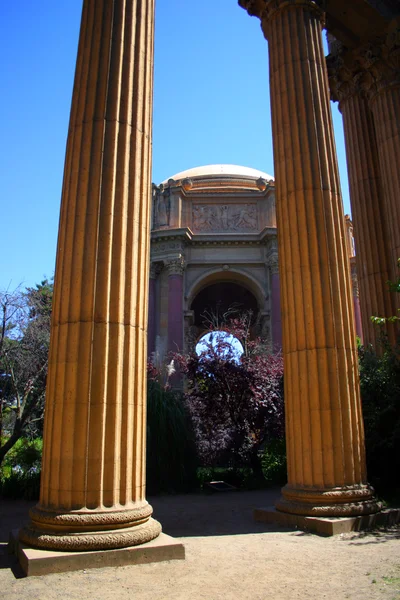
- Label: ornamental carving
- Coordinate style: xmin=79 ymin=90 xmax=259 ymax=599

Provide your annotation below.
xmin=327 ymin=22 xmax=400 ymax=106
xmin=239 ymin=0 xmax=325 ymax=26
xmin=165 ymin=257 xmax=186 ymax=276
xmin=19 ymin=518 xmax=162 ymax=551
xmin=150 ymin=262 xmax=163 ymax=279
xmin=192 ymin=204 xmax=258 ymax=232
xmin=153 ymin=184 xmax=171 ymax=228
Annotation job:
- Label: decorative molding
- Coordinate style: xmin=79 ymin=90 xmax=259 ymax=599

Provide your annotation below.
xmin=150 ymin=262 xmax=163 ymax=279
xmin=152 ymin=184 xmax=171 ymax=228
xmin=165 ymin=257 xmax=186 ymax=276
xmin=327 ymin=20 xmax=400 ymax=106
xmin=265 ymin=236 xmax=279 ymax=274
xmin=19 ymin=518 xmax=162 ymax=552
xmin=192 ymin=203 xmax=258 ymax=233
xmin=239 ymin=0 xmax=326 ymax=36
xmin=28 ymin=502 xmax=153 ymax=528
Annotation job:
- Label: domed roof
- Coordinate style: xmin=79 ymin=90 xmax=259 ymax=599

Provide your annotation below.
xmin=162 ymin=164 xmax=273 ymax=184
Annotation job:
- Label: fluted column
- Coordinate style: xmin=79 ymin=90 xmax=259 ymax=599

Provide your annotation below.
xmin=20 ymin=0 xmax=161 ymax=551
xmin=326 ymin=56 xmax=396 ymax=346
xmin=166 ymin=258 xmax=185 ymax=353
xmin=343 ymin=95 xmax=396 ymax=346
xmin=240 ymin=0 xmax=379 ymax=516
xmin=366 ymin=19 xmax=400 ymax=285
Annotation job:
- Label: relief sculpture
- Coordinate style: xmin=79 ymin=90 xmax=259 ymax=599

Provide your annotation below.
xmin=192 ymin=204 xmax=257 ymax=232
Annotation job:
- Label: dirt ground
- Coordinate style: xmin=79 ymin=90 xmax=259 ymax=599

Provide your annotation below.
xmin=1 ymin=489 xmax=399 ymax=600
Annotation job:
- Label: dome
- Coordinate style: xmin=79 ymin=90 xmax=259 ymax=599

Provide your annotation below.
xmin=162 ymin=164 xmax=273 ymax=184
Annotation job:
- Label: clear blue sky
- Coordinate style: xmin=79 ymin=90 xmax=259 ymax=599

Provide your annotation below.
xmin=0 ymin=0 xmax=350 ymax=291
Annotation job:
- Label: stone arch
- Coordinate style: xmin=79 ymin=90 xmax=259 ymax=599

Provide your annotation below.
xmin=186 ymin=268 xmax=266 ymax=314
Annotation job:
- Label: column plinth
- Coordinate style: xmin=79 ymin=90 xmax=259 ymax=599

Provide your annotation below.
xmin=240 ymin=0 xmax=380 ymax=517
xmin=19 ymin=0 xmax=161 ymax=552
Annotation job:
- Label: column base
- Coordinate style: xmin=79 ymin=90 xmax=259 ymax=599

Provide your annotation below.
xmin=10 ymin=530 xmax=184 ymax=576
xmin=254 ymin=506 xmax=400 ymax=536
xmin=19 ymin=502 xmax=161 ymax=551
xmin=275 ymin=484 xmax=382 ymax=517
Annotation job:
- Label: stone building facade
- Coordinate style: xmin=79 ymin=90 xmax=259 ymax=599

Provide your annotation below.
xmin=149 ymin=164 xmax=360 ymax=360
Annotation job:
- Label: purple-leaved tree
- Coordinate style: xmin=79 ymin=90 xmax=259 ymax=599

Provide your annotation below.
xmin=173 ymin=313 xmax=284 ymax=474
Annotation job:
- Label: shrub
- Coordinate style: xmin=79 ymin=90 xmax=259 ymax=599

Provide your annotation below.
xmin=359 ymin=341 xmax=400 ymax=496
xmin=0 ymin=437 xmax=42 ymax=499
xmin=146 ymin=379 xmax=198 ymax=494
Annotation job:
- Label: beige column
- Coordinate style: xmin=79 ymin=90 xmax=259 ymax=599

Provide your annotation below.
xmin=326 ymin=55 xmax=396 ymax=347
xmin=240 ymin=0 xmax=379 ymax=516
xmin=20 ymin=0 xmax=161 ymax=550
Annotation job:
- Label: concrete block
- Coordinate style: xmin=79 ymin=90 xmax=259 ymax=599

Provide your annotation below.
xmin=10 ymin=531 xmax=185 ymax=577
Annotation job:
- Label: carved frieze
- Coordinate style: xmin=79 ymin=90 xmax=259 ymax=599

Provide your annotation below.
xmin=192 ymin=204 xmax=258 ymax=233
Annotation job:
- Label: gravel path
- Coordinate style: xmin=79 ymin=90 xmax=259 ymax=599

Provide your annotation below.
xmin=1 ymin=489 xmax=399 ymax=600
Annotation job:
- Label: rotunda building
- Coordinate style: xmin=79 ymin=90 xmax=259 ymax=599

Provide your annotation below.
xmin=149 ymin=164 xmax=280 ymax=359
xmin=148 ymin=164 xmax=359 ymax=360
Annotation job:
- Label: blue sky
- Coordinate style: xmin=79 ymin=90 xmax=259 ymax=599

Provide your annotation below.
xmin=1 ymin=0 xmax=350 ymax=290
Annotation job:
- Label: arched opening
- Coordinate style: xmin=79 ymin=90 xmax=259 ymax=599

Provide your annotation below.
xmin=190 ymin=281 xmax=259 ymax=330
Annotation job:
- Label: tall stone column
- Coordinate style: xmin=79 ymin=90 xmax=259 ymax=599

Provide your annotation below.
xmin=166 ymin=258 xmax=185 ymax=353
xmin=364 ymin=19 xmax=400 ymax=284
xmin=326 ymin=55 xmax=396 ymax=347
xmin=267 ymin=240 xmax=282 ymax=351
xmin=240 ymin=0 xmax=379 ymax=516
xmin=20 ymin=0 xmax=161 ymax=550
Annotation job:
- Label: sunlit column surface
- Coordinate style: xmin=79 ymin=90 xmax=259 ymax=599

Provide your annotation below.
xmin=20 ymin=0 xmax=161 ymax=551
xmin=365 ymin=18 xmax=400 ymax=289
xmin=240 ymin=0 xmax=380 ymax=516
xmin=327 ymin=53 xmax=397 ymax=347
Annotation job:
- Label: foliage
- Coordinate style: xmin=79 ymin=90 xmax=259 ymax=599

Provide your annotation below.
xmin=359 ymin=340 xmax=400 ymax=495
xmin=261 ymin=438 xmax=287 ymax=484
xmin=371 ymin=259 xmax=400 ymax=326
xmin=174 ymin=312 xmax=284 ymax=473
xmin=0 ymin=280 xmax=52 ymax=468
xmin=146 ymin=372 xmax=198 ymax=494
xmin=0 ymin=437 xmax=42 ymax=499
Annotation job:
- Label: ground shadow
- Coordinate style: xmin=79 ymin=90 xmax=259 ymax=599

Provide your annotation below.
xmin=149 ymin=488 xmax=289 ymax=537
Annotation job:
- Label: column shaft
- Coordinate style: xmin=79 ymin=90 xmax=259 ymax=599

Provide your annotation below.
xmin=167 ymin=271 xmax=184 ymax=353
xmin=20 ymin=0 xmax=161 ymax=551
xmin=261 ymin=1 xmax=378 ymax=515
xmin=340 ymin=95 xmax=396 ymax=346
xmin=271 ymin=271 xmax=282 ymax=351
xmin=148 ymin=274 xmax=156 ymax=357
xmin=370 ymin=86 xmax=400 ymax=282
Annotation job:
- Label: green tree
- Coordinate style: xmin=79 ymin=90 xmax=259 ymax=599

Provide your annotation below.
xmin=0 ymin=279 xmax=52 ymax=467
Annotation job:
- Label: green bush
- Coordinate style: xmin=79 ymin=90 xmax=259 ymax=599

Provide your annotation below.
xmin=359 ymin=341 xmax=400 ymax=496
xmin=261 ymin=438 xmax=287 ymax=484
xmin=0 ymin=437 xmax=42 ymax=499
xmin=146 ymin=380 xmax=198 ymax=494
